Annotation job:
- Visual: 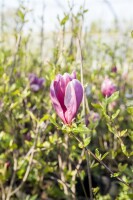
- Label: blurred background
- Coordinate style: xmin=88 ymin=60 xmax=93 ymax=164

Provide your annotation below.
xmin=1 ymin=0 xmax=133 ymax=32
xmin=1 ymin=0 xmax=133 ymax=66
xmin=0 ymin=1 xmax=133 ymax=200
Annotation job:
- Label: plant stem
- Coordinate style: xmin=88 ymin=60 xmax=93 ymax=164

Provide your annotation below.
xmin=6 ymin=125 xmax=39 ymax=199
xmin=85 ymin=150 xmax=93 ymax=200
xmin=70 ymin=132 xmax=129 ymax=187
xmin=78 ymin=34 xmax=93 ymax=199
xmin=0 ymin=180 xmax=6 ymax=200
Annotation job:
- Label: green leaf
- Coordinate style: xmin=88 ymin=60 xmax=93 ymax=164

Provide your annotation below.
xmin=92 ymin=187 xmax=99 ymax=195
xmin=107 ymin=91 xmax=119 ymax=104
xmin=17 ymin=9 xmax=25 ymax=21
xmin=118 ymin=163 xmax=128 ymax=172
xmin=72 ymin=126 xmax=89 ymax=134
xmin=83 ymin=137 xmax=91 ymax=147
xmin=60 ymin=15 xmax=69 ymax=26
xmin=91 ymin=103 xmax=102 ymax=109
xmin=49 ymin=116 xmax=59 ymax=128
xmin=39 ymin=114 xmax=49 ymax=122
xmin=101 ymin=152 xmax=109 ymax=160
xmin=83 ymin=9 xmax=88 ymax=13
xmin=120 ymin=129 xmax=127 ymax=137
xmin=121 ymin=143 xmax=129 ymax=157
xmin=78 ymin=142 xmax=84 ymax=149
xmin=111 ymin=172 xmax=120 ymax=178
xmin=112 ymin=109 xmax=120 ymax=119
xmin=127 ymin=106 xmax=133 ymax=115
xmin=107 ymin=123 xmax=114 ymax=134
xmin=95 ymin=148 xmax=101 ymax=159
xmin=90 ymin=162 xmax=99 ymax=169
xmin=26 ymin=110 xmax=38 ymax=122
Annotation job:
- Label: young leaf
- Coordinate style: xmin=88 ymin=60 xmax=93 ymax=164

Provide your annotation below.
xmin=60 ymin=15 xmax=69 ymax=26
xmin=78 ymin=142 xmax=84 ymax=149
xmin=112 ymin=109 xmax=120 ymax=119
xmin=101 ymin=152 xmax=109 ymax=160
xmin=127 ymin=106 xmax=133 ymax=115
xmin=121 ymin=143 xmax=129 ymax=157
xmin=111 ymin=172 xmax=120 ymax=178
xmin=83 ymin=137 xmax=91 ymax=147
xmin=49 ymin=116 xmax=59 ymax=128
xmin=91 ymin=103 xmax=102 ymax=109
xmin=26 ymin=110 xmax=38 ymax=122
xmin=107 ymin=91 xmax=119 ymax=104
xmin=120 ymin=129 xmax=127 ymax=137
xmin=95 ymin=148 xmax=101 ymax=159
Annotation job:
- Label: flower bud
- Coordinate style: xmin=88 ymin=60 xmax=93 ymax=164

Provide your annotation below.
xmin=101 ymin=78 xmax=116 ymax=97
xmin=111 ymin=66 xmax=117 ymax=73
xmin=50 ymin=71 xmax=83 ymax=124
xmin=29 ymin=74 xmax=45 ymax=92
xmin=85 ymin=111 xmax=100 ymax=127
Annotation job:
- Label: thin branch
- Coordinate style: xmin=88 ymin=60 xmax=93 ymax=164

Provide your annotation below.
xmin=71 ymin=149 xmax=85 ymax=199
xmin=77 ymin=37 xmax=85 ymax=118
xmin=6 ymin=155 xmax=17 ymax=200
xmin=85 ymin=151 xmax=93 ymax=200
xmin=70 ymin=132 xmax=129 ymax=187
xmin=77 ymin=26 xmax=93 ymax=199
xmin=6 ymin=125 xmax=39 ymax=199
xmin=76 ymin=167 xmax=88 ymax=200
xmin=0 ymin=180 xmax=6 ymax=200
xmin=10 ymin=34 xmax=21 ymax=80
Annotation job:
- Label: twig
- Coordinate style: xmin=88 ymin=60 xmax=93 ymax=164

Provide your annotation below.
xmin=76 ymin=167 xmax=88 ymax=200
xmin=10 ymin=34 xmax=21 ymax=80
xmin=85 ymin=150 xmax=93 ymax=200
xmin=6 ymin=155 xmax=17 ymax=200
xmin=58 ymin=134 xmax=69 ymax=196
xmin=77 ymin=37 xmax=85 ymax=118
xmin=39 ymin=1 xmax=46 ymax=75
xmin=71 ymin=149 xmax=85 ymax=199
xmin=78 ymin=26 xmax=93 ymax=199
xmin=50 ymin=175 xmax=76 ymax=198
xmin=6 ymin=125 xmax=39 ymax=199
xmin=70 ymin=132 xmax=129 ymax=187
xmin=0 ymin=180 xmax=6 ymax=200
xmin=58 ymin=154 xmax=69 ymax=195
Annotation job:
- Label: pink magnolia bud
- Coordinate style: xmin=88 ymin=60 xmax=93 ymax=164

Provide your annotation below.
xmin=85 ymin=111 xmax=100 ymax=127
xmin=29 ymin=73 xmax=45 ymax=92
xmin=50 ymin=71 xmax=83 ymax=124
xmin=101 ymin=78 xmax=116 ymax=97
xmin=111 ymin=66 xmax=117 ymax=73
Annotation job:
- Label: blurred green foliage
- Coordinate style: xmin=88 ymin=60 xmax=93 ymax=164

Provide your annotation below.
xmin=0 ymin=2 xmax=133 ymax=200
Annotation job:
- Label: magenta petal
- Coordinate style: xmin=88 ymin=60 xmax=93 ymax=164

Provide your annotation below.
xmin=64 ymin=82 xmax=77 ymax=124
xmin=71 ymin=79 xmax=83 ymax=109
xmin=50 ymin=81 xmax=66 ymax=124
xmin=71 ymin=71 xmax=76 ymax=79
xmin=63 ymin=73 xmax=73 ymax=87
xmin=54 ymin=78 xmax=66 ymax=111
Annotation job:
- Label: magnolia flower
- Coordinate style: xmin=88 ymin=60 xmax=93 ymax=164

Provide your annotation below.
xmin=101 ymin=78 xmax=116 ymax=97
xmin=29 ymin=74 xmax=44 ymax=92
xmin=111 ymin=66 xmax=117 ymax=73
xmin=50 ymin=71 xmax=83 ymax=124
xmin=85 ymin=111 xmax=100 ymax=127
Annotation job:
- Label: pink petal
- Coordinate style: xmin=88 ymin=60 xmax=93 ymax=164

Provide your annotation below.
xmin=63 ymin=73 xmax=73 ymax=87
xmin=64 ymin=81 xmax=77 ymax=124
xmin=71 ymin=79 xmax=83 ymax=109
xmin=50 ymin=81 xmax=66 ymax=124
xmin=54 ymin=77 xmax=66 ymax=111
xmin=71 ymin=71 xmax=76 ymax=79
